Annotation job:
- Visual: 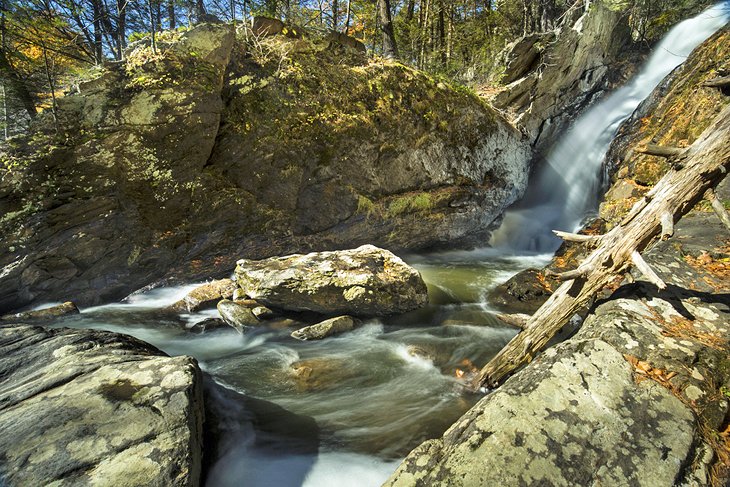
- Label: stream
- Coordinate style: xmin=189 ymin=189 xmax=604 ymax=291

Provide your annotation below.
xmin=45 ymin=3 xmax=729 ymax=485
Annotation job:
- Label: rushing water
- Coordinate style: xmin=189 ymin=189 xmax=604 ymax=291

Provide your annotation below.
xmin=491 ymin=2 xmax=730 ymax=252
xmin=47 ymin=249 xmax=551 ymax=486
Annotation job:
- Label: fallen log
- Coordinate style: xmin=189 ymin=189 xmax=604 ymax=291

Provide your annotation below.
xmin=635 ymin=143 xmax=684 ymax=158
xmin=474 ymin=104 xmax=730 ymax=390
xmin=702 ymin=75 xmax=730 ymax=89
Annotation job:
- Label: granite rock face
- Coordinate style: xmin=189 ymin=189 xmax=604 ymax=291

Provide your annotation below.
xmin=491 ymin=1 xmax=637 ymax=151
xmin=0 ymin=325 xmax=204 ymax=486
xmin=235 ymin=245 xmax=428 ymax=316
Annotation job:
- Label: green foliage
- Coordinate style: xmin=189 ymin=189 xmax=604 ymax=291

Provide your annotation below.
xmin=387 ymin=192 xmax=433 ymax=217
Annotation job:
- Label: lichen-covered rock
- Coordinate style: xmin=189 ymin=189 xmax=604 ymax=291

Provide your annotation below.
xmin=0 ymin=301 xmax=79 ymax=322
xmin=0 ymin=325 xmax=203 ymax=486
xmin=168 ymin=279 xmax=238 ymax=313
xmin=291 ymin=315 xmax=356 ymax=340
xmin=0 ymin=23 xmax=530 ymax=315
xmin=385 ymin=293 xmax=729 ymax=486
xmin=216 ymin=299 xmax=261 ymax=332
xmin=235 ymin=245 xmax=428 ymax=316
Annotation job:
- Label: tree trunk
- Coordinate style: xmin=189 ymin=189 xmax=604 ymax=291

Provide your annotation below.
xmin=474 ymin=103 xmax=730 ymax=389
xmin=41 ymin=45 xmax=58 ymax=130
xmin=91 ymin=0 xmax=104 ymax=63
xmin=332 ymin=0 xmax=339 ymax=31
xmin=116 ymin=0 xmax=126 ymax=59
xmin=168 ymin=0 xmax=176 ymax=29
xmin=1 ymin=82 xmax=8 ymax=139
xmin=377 ymin=0 xmax=399 ymax=59
xmin=0 ymin=49 xmax=36 ymax=119
xmin=149 ymin=0 xmax=157 ymax=53
xmin=418 ymin=0 xmax=430 ymax=68
xmin=437 ymin=0 xmax=445 ymax=65
xmin=344 ymin=0 xmax=351 ymax=34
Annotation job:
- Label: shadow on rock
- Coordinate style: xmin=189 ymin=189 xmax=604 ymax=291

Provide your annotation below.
xmin=603 ymin=282 xmax=730 ymax=320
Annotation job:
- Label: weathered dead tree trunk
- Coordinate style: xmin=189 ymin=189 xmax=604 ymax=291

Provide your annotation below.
xmin=474 ymin=104 xmax=730 ymax=390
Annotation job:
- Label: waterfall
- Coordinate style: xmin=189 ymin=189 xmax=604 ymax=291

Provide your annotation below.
xmin=491 ymin=2 xmax=730 ymax=252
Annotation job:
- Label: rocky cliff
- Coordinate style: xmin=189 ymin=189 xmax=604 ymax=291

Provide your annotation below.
xmin=491 ymin=0 xmax=639 ymax=151
xmin=0 ymin=24 xmax=530 ymax=313
xmin=0 ymin=325 xmax=204 ymax=486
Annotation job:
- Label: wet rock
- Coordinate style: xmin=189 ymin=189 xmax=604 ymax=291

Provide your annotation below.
xmin=168 ymin=278 xmax=238 ymax=313
xmin=487 ymin=268 xmax=552 ymax=314
xmin=386 ymin=336 xmax=696 ymax=486
xmin=251 ymin=305 xmax=275 ymax=320
xmin=291 ymin=315 xmax=357 ymax=340
xmin=235 ymin=245 xmax=429 ymax=316
xmin=0 ymin=325 xmax=203 ymax=486
xmin=188 ymin=317 xmax=230 ymax=333
xmin=0 ymin=301 xmax=79 ymax=322
xmin=217 ymin=299 xmax=261 ymax=332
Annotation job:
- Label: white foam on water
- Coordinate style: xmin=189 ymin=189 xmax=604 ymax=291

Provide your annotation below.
xmin=302 ymin=452 xmax=402 ymax=487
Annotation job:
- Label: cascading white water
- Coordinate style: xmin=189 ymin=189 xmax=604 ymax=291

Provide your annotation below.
xmin=491 ymin=2 xmax=730 ymax=252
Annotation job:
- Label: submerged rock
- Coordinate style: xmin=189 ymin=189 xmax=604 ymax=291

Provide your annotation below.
xmin=189 ymin=317 xmax=230 ymax=333
xmin=235 ymin=245 xmax=428 ymax=316
xmin=168 ymin=278 xmax=238 ymax=313
xmin=291 ymin=315 xmax=357 ymax=340
xmin=0 ymin=325 xmax=203 ymax=486
xmin=217 ymin=299 xmax=261 ymax=332
xmin=0 ymin=301 xmax=79 ymax=322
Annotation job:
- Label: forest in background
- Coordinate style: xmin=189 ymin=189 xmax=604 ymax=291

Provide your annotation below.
xmin=0 ymin=0 xmax=711 ymax=138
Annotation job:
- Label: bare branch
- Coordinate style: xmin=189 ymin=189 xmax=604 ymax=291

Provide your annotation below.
xmin=552 ymin=230 xmax=602 ymax=243
xmin=631 ymin=250 xmax=666 ymax=290
xmin=660 ymin=211 xmax=674 ymax=239
xmin=495 ymin=313 xmax=530 ymax=329
xmin=635 ymin=144 xmax=684 ymax=158
xmin=705 ymin=188 xmax=730 ymax=232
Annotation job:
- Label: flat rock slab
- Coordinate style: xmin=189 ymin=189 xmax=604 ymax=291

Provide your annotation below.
xmin=0 ymin=325 xmax=203 ymax=486
xmin=0 ymin=301 xmax=79 ymax=322
xmin=235 ymin=245 xmax=428 ymax=316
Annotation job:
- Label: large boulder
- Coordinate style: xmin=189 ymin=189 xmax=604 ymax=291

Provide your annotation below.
xmin=235 ymin=245 xmax=428 ymax=316
xmin=0 ymin=325 xmax=203 ymax=486
xmin=0 ymin=23 xmax=530 ymax=314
